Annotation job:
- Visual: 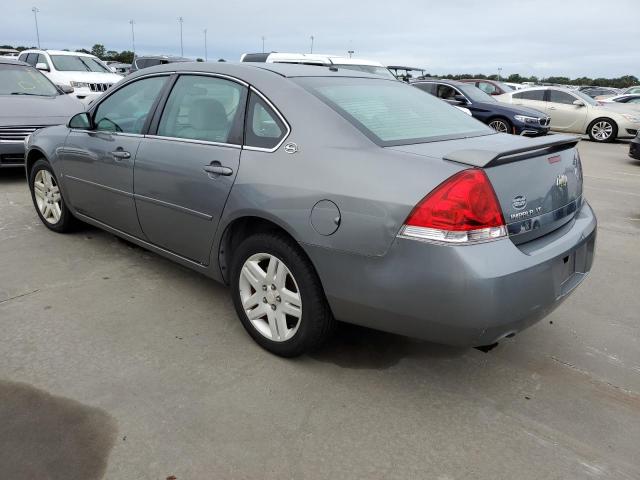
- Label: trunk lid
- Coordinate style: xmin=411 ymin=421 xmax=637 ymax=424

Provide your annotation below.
xmin=389 ymin=134 xmax=583 ymax=244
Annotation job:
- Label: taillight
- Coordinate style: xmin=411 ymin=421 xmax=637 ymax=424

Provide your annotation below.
xmin=398 ymin=169 xmax=507 ymax=244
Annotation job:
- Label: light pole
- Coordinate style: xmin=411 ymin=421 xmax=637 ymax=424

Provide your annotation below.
xmin=348 ymin=50 xmax=354 ymax=58
xmin=498 ymin=67 xmax=502 ymax=81
xmin=310 ymin=35 xmax=314 ymax=54
xmin=203 ymin=29 xmax=208 ymax=61
xmin=261 ymin=36 xmax=265 ymax=53
xmin=129 ymin=20 xmax=136 ymax=58
xmin=178 ymin=17 xmax=184 ymax=56
xmin=32 ymin=7 xmax=40 ymax=48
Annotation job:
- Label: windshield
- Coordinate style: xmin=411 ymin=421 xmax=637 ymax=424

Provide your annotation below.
xmin=572 ymin=89 xmax=597 ymax=106
xmin=333 ymin=64 xmax=397 ymax=80
xmin=457 ymin=83 xmax=497 ymax=103
xmin=0 ymin=64 xmax=59 ymax=96
xmin=295 ymin=77 xmax=492 ymax=146
xmin=50 ymin=55 xmax=111 ymax=73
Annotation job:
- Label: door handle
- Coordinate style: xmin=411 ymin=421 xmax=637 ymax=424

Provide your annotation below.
xmin=111 ymin=150 xmax=131 ymax=160
xmin=548 ymin=106 xmax=557 ymax=110
xmin=203 ymin=161 xmax=233 ymax=177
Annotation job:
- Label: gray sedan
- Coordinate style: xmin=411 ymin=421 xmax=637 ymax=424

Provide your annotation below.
xmin=0 ymin=58 xmax=83 ymax=168
xmin=24 ymin=62 xmax=596 ymax=357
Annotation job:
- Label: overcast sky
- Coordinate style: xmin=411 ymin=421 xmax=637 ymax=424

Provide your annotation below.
xmin=3 ymin=0 xmax=639 ymax=78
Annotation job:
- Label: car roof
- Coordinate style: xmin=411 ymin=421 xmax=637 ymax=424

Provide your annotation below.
xmin=130 ymin=61 xmax=386 ymax=81
xmin=242 ymin=52 xmax=384 ymax=67
xmin=0 ymin=57 xmax=29 ymax=66
xmin=21 ymin=49 xmax=98 ymax=57
xmin=136 ymin=55 xmax=191 ymax=61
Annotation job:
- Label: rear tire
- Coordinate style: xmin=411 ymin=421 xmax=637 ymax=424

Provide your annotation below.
xmin=587 ymin=118 xmax=617 ymax=143
xmin=29 ymin=159 xmax=77 ymax=233
xmin=230 ymin=232 xmax=334 ymax=357
xmin=488 ymin=117 xmax=512 ymax=134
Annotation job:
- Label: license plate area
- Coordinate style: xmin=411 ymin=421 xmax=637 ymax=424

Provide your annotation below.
xmin=559 ymin=252 xmax=576 ymax=284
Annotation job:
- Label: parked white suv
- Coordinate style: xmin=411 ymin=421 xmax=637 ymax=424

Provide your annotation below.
xmin=240 ymin=52 xmax=396 ymax=79
xmin=18 ymin=49 xmax=122 ymax=105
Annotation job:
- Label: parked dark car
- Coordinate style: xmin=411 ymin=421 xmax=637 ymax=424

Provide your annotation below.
xmin=129 ymin=55 xmax=191 ymax=74
xmin=458 ymin=78 xmax=513 ymax=96
xmin=412 ymin=79 xmax=550 ymax=135
xmin=579 ymin=86 xmax=620 ymax=98
xmin=630 ymin=132 xmax=640 ymax=160
xmin=24 ymin=63 xmax=595 ymax=357
xmin=0 ymin=58 xmax=83 ymax=168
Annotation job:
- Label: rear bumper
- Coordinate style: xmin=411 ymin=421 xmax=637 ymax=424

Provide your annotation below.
xmin=0 ymin=142 xmax=25 ymax=168
xmin=305 ymin=201 xmax=596 ymax=346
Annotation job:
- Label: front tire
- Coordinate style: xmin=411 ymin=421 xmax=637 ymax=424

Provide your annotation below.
xmin=588 ymin=118 xmax=617 ymax=142
xmin=488 ymin=117 xmax=512 ymax=134
xmin=230 ymin=232 xmax=334 ymax=357
xmin=29 ymin=159 xmax=77 ymax=233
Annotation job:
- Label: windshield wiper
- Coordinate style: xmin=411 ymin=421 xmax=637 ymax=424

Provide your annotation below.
xmin=10 ymin=92 xmax=46 ymax=96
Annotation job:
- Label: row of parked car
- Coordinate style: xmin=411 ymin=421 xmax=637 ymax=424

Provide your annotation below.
xmin=1 ymin=49 xmax=639 ymax=172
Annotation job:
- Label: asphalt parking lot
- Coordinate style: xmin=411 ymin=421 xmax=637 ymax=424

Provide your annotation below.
xmin=1 ymin=139 xmax=639 ymax=479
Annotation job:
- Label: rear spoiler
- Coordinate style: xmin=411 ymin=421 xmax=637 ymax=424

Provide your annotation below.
xmin=443 ymin=135 xmax=580 ymax=168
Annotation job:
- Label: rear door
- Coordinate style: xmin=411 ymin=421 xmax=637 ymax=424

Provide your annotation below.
xmin=546 ymin=89 xmax=588 ymax=132
xmin=60 ymin=75 xmax=169 ymax=235
xmin=133 ymin=74 xmax=247 ymax=264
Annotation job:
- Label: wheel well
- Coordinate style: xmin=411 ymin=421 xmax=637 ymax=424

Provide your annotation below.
xmin=587 ymin=117 xmax=618 ymax=134
xmin=218 ymin=216 xmax=300 ymax=284
xmin=488 ymin=116 xmax=511 ymax=125
xmin=25 ymin=149 xmax=47 ymax=179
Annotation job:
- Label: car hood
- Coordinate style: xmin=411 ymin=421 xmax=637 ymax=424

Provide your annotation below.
xmin=597 ymin=102 xmax=640 ymax=114
xmin=51 ymin=70 xmax=123 ymax=84
xmin=473 ymin=100 xmax=547 ymax=117
xmin=0 ymin=94 xmax=84 ymax=126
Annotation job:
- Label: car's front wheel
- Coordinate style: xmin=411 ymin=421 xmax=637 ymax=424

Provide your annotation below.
xmin=588 ymin=118 xmax=617 ymax=142
xmin=230 ymin=232 xmax=334 ymax=357
xmin=488 ymin=118 xmax=511 ymax=134
xmin=29 ymin=159 xmax=77 ymax=233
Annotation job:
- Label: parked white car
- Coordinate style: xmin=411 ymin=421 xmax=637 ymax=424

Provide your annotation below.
xmin=240 ymin=52 xmax=396 ymax=79
xmin=17 ymin=49 xmax=122 ymax=105
xmin=496 ymin=86 xmax=640 ymax=142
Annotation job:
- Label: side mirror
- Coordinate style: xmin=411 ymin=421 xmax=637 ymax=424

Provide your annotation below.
xmin=57 ymin=84 xmax=74 ymax=94
xmin=453 ymin=94 xmax=468 ymax=105
xmin=573 ymin=99 xmax=585 ymax=107
xmin=35 ymin=62 xmax=49 ymax=71
xmin=68 ymin=112 xmax=92 ymax=130
xmin=110 ymin=66 xmax=117 ymax=73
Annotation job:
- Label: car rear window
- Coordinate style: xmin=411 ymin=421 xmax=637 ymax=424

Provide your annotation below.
xmin=295 ymin=77 xmax=491 ymax=146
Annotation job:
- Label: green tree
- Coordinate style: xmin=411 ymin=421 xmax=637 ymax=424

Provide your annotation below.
xmin=91 ymin=44 xmax=106 ymax=59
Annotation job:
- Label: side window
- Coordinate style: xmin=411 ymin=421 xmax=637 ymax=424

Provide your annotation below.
xmin=414 ymin=83 xmax=436 ymax=95
xmin=36 ymin=54 xmax=49 ymax=68
xmin=436 ymin=84 xmax=460 ymax=100
xmin=157 ymin=75 xmax=247 ymax=144
xmin=245 ymin=92 xmax=287 ymax=149
xmin=548 ymin=90 xmax=576 ymax=105
xmin=18 ymin=53 xmax=28 ymax=63
xmin=25 ymin=53 xmax=38 ymax=66
xmin=478 ymin=82 xmax=497 ymax=95
xmin=513 ymin=90 xmax=545 ymax=101
xmin=94 ymin=76 xmax=167 ymax=134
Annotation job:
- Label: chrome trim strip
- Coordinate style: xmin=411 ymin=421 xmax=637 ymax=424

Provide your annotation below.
xmin=507 ymin=195 xmax=583 ymax=238
xmin=74 ymin=211 xmax=207 ymax=268
xmin=245 ymin=86 xmax=291 ymax=153
xmin=65 ymin=175 xmax=133 ymax=197
xmin=69 ymin=129 xmax=145 ymax=138
xmin=176 ymin=71 xmax=250 ymax=87
xmin=144 ymin=135 xmax=241 ymax=149
xmin=133 ymin=193 xmax=213 ymax=220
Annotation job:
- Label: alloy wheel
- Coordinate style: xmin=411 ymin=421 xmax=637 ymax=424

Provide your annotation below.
xmin=238 ymin=253 xmax=302 ymax=342
xmin=489 ymin=120 xmax=509 ymax=133
xmin=591 ymin=121 xmax=613 ymax=141
xmin=33 ymin=169 xmax=62 ymax=224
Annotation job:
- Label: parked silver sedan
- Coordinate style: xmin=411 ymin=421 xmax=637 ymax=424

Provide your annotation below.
xmin=25 ymin=63 xmax=596 ymax=357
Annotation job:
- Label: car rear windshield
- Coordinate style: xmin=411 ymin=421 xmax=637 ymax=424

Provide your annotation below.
xmin=50 ymin=55 xmax=110 ymax=73
xmin=332 ymin=65 xmax=397 ymax=80
xmin=295 ymin=77 xmax=492 ymax=146
xmin=0 ymin=64 xmax=58 ymax=96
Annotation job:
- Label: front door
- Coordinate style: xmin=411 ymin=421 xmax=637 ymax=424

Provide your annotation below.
xmin=60 ymin=75 xmax=168 ymax=236
xmin=546 ymin=89 xmax=588 ymax=132
xmin=133 ymin=74 xmax=248 ymax=264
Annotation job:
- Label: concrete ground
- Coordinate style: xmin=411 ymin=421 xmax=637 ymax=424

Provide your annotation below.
xmin=0 ymin=139 xmax=639 ymax=480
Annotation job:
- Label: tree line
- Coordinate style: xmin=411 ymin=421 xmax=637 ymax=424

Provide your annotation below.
xmin=3 ymin=43 xmax=637 ymax=87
